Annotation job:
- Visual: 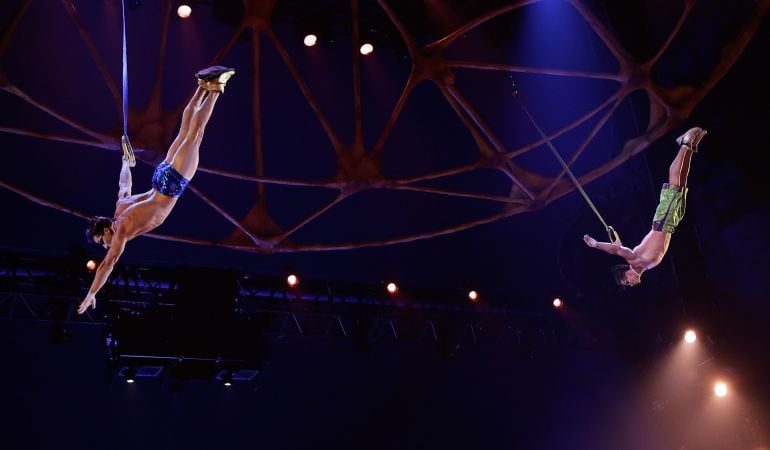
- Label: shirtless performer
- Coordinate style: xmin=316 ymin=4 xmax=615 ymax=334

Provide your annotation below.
xmin=583 ymin=126 xmax=708 ymax=287
xmin=78 ymin=66 xmax=235 ymax=314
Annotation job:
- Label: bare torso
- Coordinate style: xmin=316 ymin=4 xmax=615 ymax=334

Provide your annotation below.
xmin=628 ymin=229 xmax=672 ymax=269
xmin=113 ymin=189 xmax=177 ymax=240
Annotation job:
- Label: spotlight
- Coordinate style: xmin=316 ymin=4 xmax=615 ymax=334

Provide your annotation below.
xmin=468 ymin=290 xmax=479 ymax=302
xmin=552 ymin=298 xmax=563 ymax=309
xmin=177 ymin=4 xmax=191 ymax=18
xmin=684 ymin=330 xmax=697 ymax=344
xmin=360 ymin=43 xmax=374 ymax=55
xmin=714 ymin=381 xmax=728 ymax=397
xmin=123 ymin=367 xmax=136 ymax=384
xmin=303 ymin=34 xmax=317 ymax=47
xmin=86 ymin=259 xmax=97 ymax=272
xmin=221 ymin=371 xmax=233 ymax=387
xmin=287 ymin=274 xmax=299 ymax=288
xmin=386 ymin=282 xmax=398 ymax=295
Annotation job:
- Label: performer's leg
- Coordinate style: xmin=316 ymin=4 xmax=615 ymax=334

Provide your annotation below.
xmin=164 ymin=87 xmax=207 ymax=164
xmin=669 ymin=144 xmax=694 ymax=187
xmin=168 ymin=90 xmax=221 ymax=181
xmin=670 ymin=127 xmax=706 ymax=187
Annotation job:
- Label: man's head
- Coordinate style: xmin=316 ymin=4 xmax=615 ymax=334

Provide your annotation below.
xmin=612 ymin=264 xmax=642 ymax=287
xmin=85 ymin=216 xmax=115 ymax=249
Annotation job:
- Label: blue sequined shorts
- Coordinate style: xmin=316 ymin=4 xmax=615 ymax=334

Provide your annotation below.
xmin=152 ymin=162 xmax=189 ymax=197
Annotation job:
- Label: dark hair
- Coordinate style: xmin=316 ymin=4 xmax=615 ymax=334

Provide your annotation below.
xmin=611 ymin=264 xmax=631 ymax=286
xmin=86 ymin=216 xmax=114 ymax=244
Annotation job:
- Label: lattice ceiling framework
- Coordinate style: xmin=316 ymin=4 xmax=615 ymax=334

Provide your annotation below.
xmin=1 ymin=0 xmax=768 ymax=252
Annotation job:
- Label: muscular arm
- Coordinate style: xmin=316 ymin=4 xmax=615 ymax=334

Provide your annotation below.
xmin=583 ymin=234 xmax=636 ymax=261
xmin=77 ymin=234 xmax=128 ymax=314
xmin=118 ymin=156 xmax=132 ymax=199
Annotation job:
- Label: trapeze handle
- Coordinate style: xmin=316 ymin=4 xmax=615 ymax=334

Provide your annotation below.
xmin=121 ymin=135 xmax=135 ymax=167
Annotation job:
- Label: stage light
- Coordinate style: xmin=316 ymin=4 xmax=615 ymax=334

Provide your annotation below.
xmin=552 ymin=298 xmax=563 ymax=309
xmin=360 ymin=43 xmax=374 ymax=55
xmin=714 ymin=381 xmax=728 ymax=397
xmin=287 ymin=274 xmax=299 ymax=288
xmin=303 ymin=34 xmax=317 ymax=47
xmin=176 ymin=4 xmax=191 ymax=18
xmin=468 ymin=290 xmax=479 ymax=302
xmin=386 ymin=282 xmax=398 ymax=295
xmin=86 ymin=259 xmax=97 ymax=272
xmin=221 ymin=371 xmax=233 ymax=387
xmin=684 ymin=330 xmax=697 ymax=344
xmin=124 ymin=367 xmax=136 ymax=384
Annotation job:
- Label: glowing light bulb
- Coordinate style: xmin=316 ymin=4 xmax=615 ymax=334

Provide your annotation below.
xmin=86 ymin=260 xmax=97 ymax=271
xmin=287 ymin=274 xmax=298 ymax=288
xmin=360 ymin=43 xmax=374 ymax=55
xmin=386 ymin=282 xmax=397 ymax=294
xmin=714 ymin=381 xmax=728 ymax=397
xmin=684 ymin=330 xmax=697 ymax=344
xmin=468 ymin=290 xmax=479 ymax=302
xmin=123 ymin=367 xmax=136 ymax=383
xmin=303 ymin=34 xmax=317 ymax=47
xmin=177 ymin=4 xmax=191 ymax=19
xmin=553 ymin=298 xmax=563 ymax=309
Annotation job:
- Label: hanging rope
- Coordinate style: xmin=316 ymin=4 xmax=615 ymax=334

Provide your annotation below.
xmin=510 ymin=79 xmax=617 ymax=243
xmin=120 ymin=0 xmax=135 ymax=167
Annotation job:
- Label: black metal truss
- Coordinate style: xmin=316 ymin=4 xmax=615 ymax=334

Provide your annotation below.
xmin=0 ymin=252 xmax=561 ymax=349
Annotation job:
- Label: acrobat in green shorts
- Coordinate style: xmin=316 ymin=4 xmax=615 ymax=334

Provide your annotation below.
xmin=652 ymin=183 xmax=688 ymax=233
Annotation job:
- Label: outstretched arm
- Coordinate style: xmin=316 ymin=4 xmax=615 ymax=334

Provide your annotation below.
xmin=117 ymin=156 xmax=132 ymax=199
xmin=583 ymin=234 xmax=636 ymax=260
xmin=77 ymin=234 xmax=128 ymax=314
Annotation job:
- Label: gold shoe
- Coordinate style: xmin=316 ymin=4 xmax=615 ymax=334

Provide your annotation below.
xmin=197 ymin=78 xmax=227 ymax=93
xmin=676 ymin=127 xmax=707 ymax=152
xmin=195 ymin=66 xmax=235 ymax=93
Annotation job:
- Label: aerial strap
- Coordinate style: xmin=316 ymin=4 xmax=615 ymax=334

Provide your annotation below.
xmin=120 ymin=0 xmax=135 ymax=167
xmin=510 ymin=79 xmax=617 ymax=243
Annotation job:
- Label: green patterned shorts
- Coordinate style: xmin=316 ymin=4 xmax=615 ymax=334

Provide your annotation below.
xmin=652 ymin=183 xmax=688 ymax=233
